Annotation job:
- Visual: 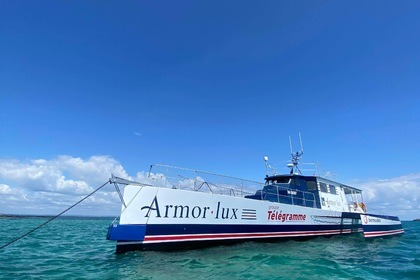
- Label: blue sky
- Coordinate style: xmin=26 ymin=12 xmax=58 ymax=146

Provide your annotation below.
xmin=1 ymin=1 xmax=419 ymax=219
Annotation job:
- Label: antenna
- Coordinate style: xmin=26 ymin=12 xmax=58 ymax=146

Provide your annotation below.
xmin=299 ymin=132 xmax=304 ymax=153
xmin=288 ymin=133 xmax=304 ymax=174
xmin=289 ymin=135 xmax=293 ymax=155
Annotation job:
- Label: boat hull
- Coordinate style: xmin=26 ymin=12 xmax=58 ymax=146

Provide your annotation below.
xmin=107 ymin=185 xmax=401 ymax=252
xmin=110 ymin=223 xmax=359 ymax=252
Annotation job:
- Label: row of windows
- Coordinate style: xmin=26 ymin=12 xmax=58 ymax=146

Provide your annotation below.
xmin=267 ymin=178 xmax=338 ymax=195
xmin=319 ymin=182 xmax=338 ymax=194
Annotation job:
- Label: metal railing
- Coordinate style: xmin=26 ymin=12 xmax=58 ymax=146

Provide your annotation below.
xmin=147 ymin=164 xmax=261 ymax=197
xmin=254 ymin=184 xmax=317 ymax=208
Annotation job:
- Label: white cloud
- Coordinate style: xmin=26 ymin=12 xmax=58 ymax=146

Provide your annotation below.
xmin=0 ymin=184 xmax=12 ymax=194
xmin=0 ymin=156 xmax=129 ymax=216
xmin=0 ymin=156 xmax=128 ymax=195
xmin=357 ymin=173 xmax=420 ymax=220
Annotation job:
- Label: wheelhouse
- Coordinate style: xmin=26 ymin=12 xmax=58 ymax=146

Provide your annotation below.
xmin=245 ymin=174 xmax=365 ymax=213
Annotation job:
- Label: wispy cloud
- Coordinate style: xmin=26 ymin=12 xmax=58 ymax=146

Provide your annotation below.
xmin=134 ymin=132 xmax=142 ymax=136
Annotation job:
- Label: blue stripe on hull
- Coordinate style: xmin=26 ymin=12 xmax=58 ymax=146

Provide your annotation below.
xmin=145 ymin=223 xmax=356 ymax=236
xmin=363 ymin=224 xmax=403 ymax=233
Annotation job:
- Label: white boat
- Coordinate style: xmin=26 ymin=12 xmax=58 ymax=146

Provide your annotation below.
xmin=107 ymin=147 xmax=404 ymax=253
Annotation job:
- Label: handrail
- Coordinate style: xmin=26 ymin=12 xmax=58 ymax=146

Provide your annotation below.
xmin=194 ymin=181 xmax=213 ymax=193
xmin=150 ymin=164 xmax=262 ymax=185
xmin=147 ymin=165 xmax=261 ymax=197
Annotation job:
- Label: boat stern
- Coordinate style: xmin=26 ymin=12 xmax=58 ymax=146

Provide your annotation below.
xmin=360 ymin=214 xmax=404 ymax=238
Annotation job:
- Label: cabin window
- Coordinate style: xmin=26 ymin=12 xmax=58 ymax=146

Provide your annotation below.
xmin=319 ymin=182 xmax=328 ymax=193
xmin=306 ymin=181 xmax=317 ymax=191
xmin=291 ymin=178 xmax=300 ymax=186
xmin=273 ymin=178 xmax=291 ymax=184
xmin=329 ymin=185 xmax=337 ymax=194
xmin=266 ymin=177 xmax=292 ymax=185
xmin=278 ymin=178 xmax=291 ymax=184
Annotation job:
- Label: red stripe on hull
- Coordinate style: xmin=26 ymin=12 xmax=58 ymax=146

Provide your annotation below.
xmin=364 ymin=229 xmax=404 ymax=238
xmin=143 ymin=229 xmax=353 ymax=243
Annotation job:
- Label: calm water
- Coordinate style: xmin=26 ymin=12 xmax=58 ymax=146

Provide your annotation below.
xmin=0 ymin=218 xmax=418 ymax=280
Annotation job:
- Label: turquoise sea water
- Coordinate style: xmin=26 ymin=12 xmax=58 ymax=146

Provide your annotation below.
xmin=0 ymin=218 xmax=418 ymax=280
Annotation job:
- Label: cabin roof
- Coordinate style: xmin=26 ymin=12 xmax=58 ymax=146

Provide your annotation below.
xmin=265 ymin=174 xmax=362 ymax=193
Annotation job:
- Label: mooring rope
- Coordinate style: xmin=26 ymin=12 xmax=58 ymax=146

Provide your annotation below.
xmin=0 ymin=180 xmax=110 ymax=250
